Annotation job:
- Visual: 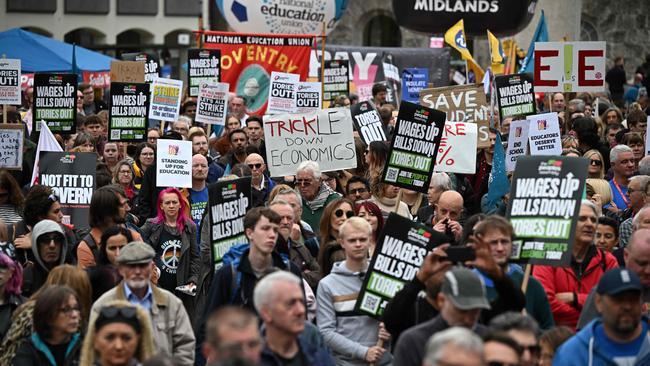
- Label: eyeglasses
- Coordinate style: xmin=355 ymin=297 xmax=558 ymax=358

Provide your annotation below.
xmin=247 ymin=163 xmax=262 ymax=170
xmin=349 ymin=188 xmax=368 ymax=195
xmin=100 ymin=305 xmax=138 ymax=320
xmin=59 ymin=305 xmax=81 ymax=316
xmin=119 ymin=170 xmax=132 ymax=175
xmin=520 ymin=344 xmax=541 ymax=356
xmin=295 ymin=179 xmax=313 ymax=186
xmin=37 ymin=234 xmax=63 ymax=245
xmin=590 ymin=159 xmax=602 ymax=166
xmin=334 ymin=209 xmax=355 ymax=218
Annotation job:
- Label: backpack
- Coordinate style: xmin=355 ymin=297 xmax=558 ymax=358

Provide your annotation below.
xmin=73 ymin=232 xmax=100 ymax=264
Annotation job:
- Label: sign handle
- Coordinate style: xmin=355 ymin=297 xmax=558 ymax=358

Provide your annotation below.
xmin=368 ymin=339 xmax=384 ymax=366
xmin=393 ymin=190 xmax=403 ymax=213
xmin=320 ymin=22 xmax=326 ymax=102
xmin=521 ymin=263 xmax=532 ymax=294
xmin=206 ymin=124 xmax=211 ymax=138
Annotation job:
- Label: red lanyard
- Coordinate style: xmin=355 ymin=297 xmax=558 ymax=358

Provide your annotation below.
xmin=612 ymin=180 xmax=629 ymax=207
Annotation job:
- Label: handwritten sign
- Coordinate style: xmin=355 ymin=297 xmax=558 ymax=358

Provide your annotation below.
xmin=505 ymin=119 xmax=530 ymax=171
xmin=0 ymin=124 xmax=23 ymax=170
xmin=0 ymin=59 xmax=21 ymax=105
xmin=434 ymin=122 xmax=477 ymax=174
xmin=534 ymin=41 xmax=606 ymax=93
xmin=149 ymin=77 xmax=183 ymax=122
xmin=110 ymin=61 xmax=145 ymax=83
xmin=121 ymin=53 xmax=159 ymax=83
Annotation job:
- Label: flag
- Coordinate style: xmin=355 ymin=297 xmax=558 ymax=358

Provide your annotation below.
xmin=485 ymin=132 xmax=510 ymax=212
xmin=519 ymin=10 xmax=548 ymax=73
xmin=444 ymin=19 xmax=485 ymax=82
xmin=487 ymin=30 xmax=505 ymax=75
xmin=503 ymin=39 xmax=518 ymax=75
xmin=31 ymin=121 xmax=63 ymax=186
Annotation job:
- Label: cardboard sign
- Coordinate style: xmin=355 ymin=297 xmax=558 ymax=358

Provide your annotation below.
xmin=507 ymin=156 xmax=588 ymax=266
xmin=351 ymin=101 xmax=386 ymax=145
xmin=383 ymin=101 xmax=446 ymax=193
xmin=495 ymin=73 xmax=536 ymax=120
xmin=188 ymin=48 xmax=221 ymax=97
xmin=355 ymin=213 xmax=447 ymax=319
xmin=402 ymin=68 xmax=428 ymax=104
xmin=208 ymin=176 xmax=252 ymax=269
xmin=156 ymin=139 xmax=192 ymax=188
xmin=527 ymin=112 xmax=562 ymax=156
xmin=505 ymin=119 xmax=530 ymax=171
xmin=419 ymin=84 xmax=490 ymax=148
xmin=108 ymin=82 xmax=150 ymax=142
xmin=263 ymin=108 xmax=356 ymax=177
xmin=149 ymin=77 xmax=183 ymax=122
xmin=0 ymin=59 xmax=21 ymax=105
xmin=268 ymin=71 xmax=299 ymax=115
xmin=295 ymin=82 xmax=322 ymax=113
xmin=33 ymin=73 xmax=77 ymax=134
xmin=534 ymin=41 xmax=606 ymax=93
xmin=0 ymin=124 xmax=23 ymax=170
xmin=196 ymin=82 xmax=229 ymax=125
xmin=121 ymin=53 xmax=159 ymax=83
xmin=110 ymin=61 xmax=145 ymax=83
xmin=39 ymin=152 xmax=96 ymax=230
xmin=323 ymin=59 xmax=349 ymax=102
xmin=434 ymin=122 xmax=477 ymax=174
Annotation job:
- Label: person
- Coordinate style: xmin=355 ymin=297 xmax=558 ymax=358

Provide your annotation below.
xmin=296 ymin=161 xmax=342 ymax=234
xmin=189 ymin=129 xmax=224 ymax=184
xmin=606 ymin=57 xmax=627 ymax=105
xmin=0 ymin=252 xmax=24 ymax=340
xmin=0 ymin=170 xmax=24 ymax=225
xmin=80 ymin=83 xmax=106 ymax=116
xmin=102 ymin=142 xmax=120 ymax=174
xmin=219 ymin=129 xmax=249 ymax=170
xmin=132 ymin=142 xmax=156 ymax=190
xmin=417 ymin=172 xmax=451 ymax=224
xmin=538 ymin=326 xmax=573 ymax=366
xmin=172 ymin=117 xmax=190 ymax=140
xmin=468 ymin=128 xmax=498 ymax=202
xmin=553 ymin=268 xmax=650 ymax=365
xmin=616 ymin=175 xmax=650 ymax=248
xmin=12 ymin=285 xmax=82 ymax=366
xmin=534 ymin=201 xmax=619 ymax=329
xmin=146 ymin=128 xmax=161 ymax=146
xmin=113 ymin=160 xmax=138 ymax=202
xmin=627 ymin=109 xmax=648 ymax=137
xmin=255 ymin=271 xmax=335 ymax=366
xmin=421 ymin=327 xmax=484 ymax=366
xmin=585 ymin=149 xmax=606 ymax=179
xmin=430 ymin=190 xmax=464 ymax=244
xmin=345 ymin=176 xmax=371 ymax=203
xmin=187 ymin=154 xmax=210 ymax=243
xmin=365 ymin=141 xmax=389 ymax=182
xmin=317 ymin=198 xmax=356 ymax=277
xmin=370 ymin=182 xmax=411 ymax=219
xmin=84 ymin=115 xmax=105 ymax=154
xmin=79 ymin=300 xmax=155 ymax=366
xmin=22 ymin=220 xmax=72 ymax=297
xmin=91 ymin=241 xmax=196 ymax=364
xmin=212 ymin=114 xmax=242 ymax=158
xmin=371 ymin=83 xmax=387 ymax=107
xmin=355 ymin=201 xmax=384 ymax=257
xmin=229 ymin=95 xmax=249 ymax=126
xmin=317 ymin=217 xmax=392 ymax=365
xmin=202 ymin=306 xmax=262 ymax=365
xmin=274 ymin=187 xmax=320 ymax=257
xmin=622 ymin=132 xmax=646 ymax=168
xmin=596 ymin=216 xmax=620 ymax=253
xmin=605 ymin=123 xmax=623 ymax=148
xmin=246 ymin=153 xmax=275 ymax=207
xmin=489 ymin=312 xmax=541 ymax=366
xmin=551 ymin=92 xmax=566 ymax=112
xmin=608 ymin=144 xmax=636 ymax=211
xmin=245 ymin=116 xmax=264 ymax=148
xmin=71 ymin=132 xmax=96 ymax=153
xmin=87 ymin=227 xmax=132 ymax=302
xmin=482 ymin=332 xmax=523 ymax=366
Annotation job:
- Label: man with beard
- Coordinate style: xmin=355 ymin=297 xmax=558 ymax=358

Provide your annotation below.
xmin=189 ymin=129 xmax=224 ymax=184
xmin=553 ymin=268 xmax=650 ymax=365
xmin=219 ymin=129 xmax=249 ymax=170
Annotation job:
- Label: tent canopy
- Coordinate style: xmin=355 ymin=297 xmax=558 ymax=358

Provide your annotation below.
xmin=0 ymin=28 xmax=114 ymax=72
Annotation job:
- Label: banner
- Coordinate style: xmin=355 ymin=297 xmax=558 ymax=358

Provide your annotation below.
xmin=203 ymin=31 xmax=313 ymax=115
xmin=355 ymin=213 xmax=447 ymax=318
xmin=33 ymin=73 xmax=77 ymax=134
xmin=39 ymin=152 xmax=96 ymax=230
xmin=82 ymin=71 xmax=111 ymax=89
xmin=295 ymin=82 xmax=322 ymax=113
xmin=507 ymin=156 xmax=588 ymax=266
xmin=268 ymin=71 xmax=299 ymax=115
xmin=434 ymin=122 xmax=477 ymax=174
xmin=527 ymin=112 xmax=562 ymax=156
xmin=322 ymin=59 xmax=349 ymax=102
xmin=156 ymin=139 xmax=192 ymax=188
xmin=495 ymin=73 xmax=536 ymax=120
xmin=534 ymin=41 xmax=606 ymax=93
xmin=505 ymin=119 xmax=530 ymax=172
xmin=121 ymin=52 xmax=160 ymax=83
xmin=0 ymin=59 xmax=21 ymax=105
xmin=187 ymin=49 xmax=221 ymax=97
xmin=419 ymin=83 xmax=490 ymax=148
xmin=108 ymin=82 xmax=150 ymax=142
xmin=351 ymin=101 xmax=386 ymax=146
xmin=402 ymin=68 xmax=428 ymax=104
xmin=149 ymin=77 xmax=183 ymax=122
xmin=263 ymin=107 xmax=356 ymax=177
xmin=0 ymin=124 xmax=23 ymax=170
xmin=208 ymin=176 xmax=252 ymax=269
xmin=383 ymin=101 xmax=445 ymax=193
xmin=196 ymin=82 xmax=229 ymax=125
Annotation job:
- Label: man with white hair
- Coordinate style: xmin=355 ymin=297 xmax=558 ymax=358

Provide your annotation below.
xmin=417 ymin=172 xmax=451 ymax=224
xmin=172 ymin=116 xmax=191 ymax=140
xmin=422 ymin=327 xmax=484 ymax=366
xmin=616 ymin=175 xmax=650 ymax=247
xmin=608 ymin=144 xmax=637 ymax=211
xmin=295 ymin=161 xmax=342 ymax=234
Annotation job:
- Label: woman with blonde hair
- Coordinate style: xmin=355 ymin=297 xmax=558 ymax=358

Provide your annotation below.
xmin=80 ymin=300 xmax=155 ymax=366
xmin=586 ymin=178 xmax=614 ymax=216
xmin=584 ymin=149 xmax=605 ymax=179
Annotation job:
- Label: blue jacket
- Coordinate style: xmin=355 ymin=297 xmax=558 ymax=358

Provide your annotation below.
xmin=553 ymin=318 xmax=650 ymax=366
xmin=261 ymin=322 xmax=335 ymax=366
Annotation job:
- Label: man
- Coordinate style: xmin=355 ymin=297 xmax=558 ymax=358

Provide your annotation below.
xmin=317 ymin=217 xmax=392 ymax=365
xmin=431 ymin=190 xmax=464 ymax=243
xmin=554 ymin=268 xmax=650 ymax=365
xmin=421 ymin=327 xmax=484 ymax=366
xmin=608 ymin=144 xmax=637 ymax=211
xmin=489 ymin=312 xmax=541 ymax=366
xmin=567 ymin=98 xmax=586 ymax=121
xmin=245 ymin=116 xmax=264 ymax=148
xmin=371 ymin=83 xmax=388 ymax=107
xmin=245 ymin=153 xmax=275 ymax=207
xmin=255 ymin=271 xmax=335 ymax=365
xmin=617 ymin=175 xmax=650 ymax=248
xmin=80 ymin=83 xmax=106 ymax=116
xmin=229 ymin=95 xmax=249 ymax=126
xmin=189 ymin=129 xmax=224 ymax=183
xmin=188 ymin=154 xmax=209 ymax=245
xmin=605 ymin=123 xmax=624 ymax=148
xmin=628 ymin=110 xmax=648 ymax=138
xmin=91 ymin=242 xmax=195 ymax=364
xmin=182 ymin=99 xmax=197 ymax=121
xmin=202 ymin=306 xmax=262 ymax=365
xmin=172 ymin=117 xmax=191 ymax=140
xmin=345 ymin=176 xmax=371 ymax=203
xmin=534 ymin=201 xmax=619 ymax=329
xmin=295 ymin=161 xmax=341 ymax=234
xmin=22 ymin=219 xmax=71 ymax=296
xmin=639 ymin=156 xmax=650 ymax=176
xmin=606 ymin=56 xmax=627 ymax=106
xmin=275 ymin=188 xmax=320 ymax=257
xmin=417 ymin=172 xmax=451 ymax=225
xmin=84 ymin=115 xmax=106 ymax=153
xmin=483 ymin=333 xmax=523 ymax=366
xmin=551 ymin=92 xmax=566 ymax=112
xmin=219 ymin=129 xmax=249 ymax=170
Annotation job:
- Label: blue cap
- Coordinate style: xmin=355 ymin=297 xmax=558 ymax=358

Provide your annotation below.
xmin=596 ymin=268 xmax=642 ymax=296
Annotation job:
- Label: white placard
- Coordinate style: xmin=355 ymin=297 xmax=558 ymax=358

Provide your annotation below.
xmin=527 ymin=112 xmax=562 ymax=156
xmin=196 ymin=82 xmax=229 ymax=125
xmin=505 ymin=119 xmax=530 ymax=171
xmin=295 ymin=82 xmax=322 ymax=113
xmin=534 ymin=41 xmax=606 ymax=93
xmin=156 ymin=139 xmax=192 ymax=188
xmin=268 ymin=71 xmax=299 ymax=115
xmin=0 ymin=59 xmax=21 ymax=105
xmin=433 ymin=122 xmax=477 ymax=174
xmin=149 ymin=77 xmax=183 ymax=122
xmin=0 ymin=124 xmax=23 ymax=169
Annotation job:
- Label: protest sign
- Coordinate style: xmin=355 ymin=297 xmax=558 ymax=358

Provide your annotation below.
xmin=382 ymin=56 xmax=401 ymax=106
xmin=196 ymin=82 xmax=229 ymax=125
xmin=355 ymin=213 xmax=448 ymax=318
xmin=434 ymin=122 xmax=477 ymax=174
xmin=33 ymin=73 xmax=77 ymax=134
xmin=263 ymin=108 xmax=356 ymax=177
xmin=121 ymin=52 xmax=159 ymax=83
xmin=322 ymin=59 xmax=349 ymax=102
xmin=208 ymin=176 xmax=252 ymax=269
xmin=534 ymin=42 xmax=606 ymax=93
xmin=110 ymin=61 xmax=145 ymax=83
xmin=295 ymin=82 xmax=322 ymax=113
xmin=188 ymin=49 xmax=221 ymax=97
xmin=0 ymin=59 xmax=21 ymax=105
xmin=507 ymin=156 xmax=588 ymax=266
xmin=527 ymin=112 xmax=562 ymax=156
xmin=39 ymin=152 xmax=96 ymax=230
xmin=267 ymin=71 xmax=299 ymax=115
xmin=495 ymin=73 xmax=536 ymax=120
xmin=0 ymin=124 xmax=23 ymax=170
xmin=149 ymin=77 xmax=183 ymax=122
xmin=108 ymin=82 xmax=150 ymax=142
xmin=156 ymin=139 xmax=192 ymax=188
xmin=383 ymin=101 xmax=446 ymax=193
xmin=402 ymin=68 xmax=428 ymax=104
xmin=351 ymin=101 xmax=386 ymax=146
xmin=505 ymin=119 xmax=530 ymax=171
xmin=419 ymin=84 xmax=490 ymax=148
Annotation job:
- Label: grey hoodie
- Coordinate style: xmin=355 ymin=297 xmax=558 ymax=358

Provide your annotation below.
xmin=31 ymin=219 xmax=67 ymax=271
xmin=316 ymin=260 xmax=392 ymax=366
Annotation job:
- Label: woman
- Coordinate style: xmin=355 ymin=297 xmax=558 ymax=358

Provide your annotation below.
xmin=400 ymin=188 xmax=425 ymax=217
xmin=132 ymin=142 xmax=155 ymax=190
xmin=113 ymin=160 xmax=138 ymax=202
xmin=586 ymin=178 xmax=615 ymax=217
xmin=12 ymin=285 xmax=83 ymax=366
xmin=584 ymin=149 xmax=605 ymax=179
xmin=0 ymin=170 xmax=24 ymax=225
xmin=601 ymin=106 xmax=623 ymax=125
xmin=365 ymin=141 xmax=389 ymax=181
xmin=621 ymin=132 xmax=645 ymax=168
xmin=561 ymin=135 xmax=579 ymax=149
xmin=0 ymin=252 xmax=24 ymax=340
xmin=80 ymin=300 xmax=155 ymax=366
xmin=539 ymin=326 xmax=573 ymax=366
xmin=370 ymin=181 xmax=412 ymax=219
xmin=317 ymin=198 xmax=356 ymax=277
xmin=88 ymin=227 xmax=133 ymax=302
xmin=71 ymin=132 xmax=95 ymax=153
xmin=355 ymin=201 xmax=384 ymax=257
xmin=102 ymin=142 xmax=120 ymax=174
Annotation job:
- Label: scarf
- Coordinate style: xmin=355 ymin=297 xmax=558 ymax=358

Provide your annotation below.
xmin=305 ymin=183 xmax=334 ymax=211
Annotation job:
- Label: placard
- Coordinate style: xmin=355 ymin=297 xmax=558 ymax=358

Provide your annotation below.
xmin=0 ymin=124 xmax=23 ymax=170
xmin=263 ymin=108 xmax=356 ymax=177
xmin=527 ymin=112 xmax=562 ymax=156
xmin=382 ymin=101 xmax=446 ymax=193
xmin=156 ymin=139 xmax=192 ymax=188
xmin=267 ymin=71 xmax=299 ymax=115
xmin=108 ymin=82 xmax=150 ymax=142
xmin=0 ymin=59 xmax=21 ymax=105
xmin=195 ymin=82 xmax=229 ymax=125
xmin=188 ymin=48 xmax=221 ymax=97
xmin=495 ymin=73 xmax=536 ymax=120
xmin=433 ymin=122 xmax=477 ymax=174
xmin=149 ymin=77 xmax=183 ymax=122
xmin=33 ymin=73 xmax=77 ymax=134
xmin=295 ymin=82 xmax=322 ymax=113
xmin=402 ymin=68 xmax=428 ymax=104
xmin=323 ymin=59 xmax=349 ymax=102
xmin=39 ymin=152 xmax=96 ymax=230
xmin=505 ymin=119 xmax=530 ymax=172
xmin=121 ymin=53 xmax=159 ymax=83
xmin=351 ymin=101 xmax=386 ymax=145
xmin=507 ymin=156 xmax=588 ymax=266
xmin=110 ymin=61 xmax=145 ymax=83
xmin=534 ymin=41 xmax=606 ymax=93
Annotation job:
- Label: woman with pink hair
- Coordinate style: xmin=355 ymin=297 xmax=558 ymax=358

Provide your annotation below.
xmin=355 ymin=201 xmax=385 ymax=257
xmin=0 ymin=252 xmax=25 ymax=340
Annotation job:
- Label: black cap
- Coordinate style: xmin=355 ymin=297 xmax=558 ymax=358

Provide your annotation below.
xmin=596 ymin=268 xmax=642 ymax=296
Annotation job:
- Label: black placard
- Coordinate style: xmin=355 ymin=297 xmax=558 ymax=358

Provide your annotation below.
xmin=188 ymin=48 xmax=221 ymax=97
xmin=108 ymin=82 xmax=150 ymax=142
xmin=495 ymin=73 xmax=536 ymax=121
xmin=351 ymin=101 xmax=386 ymax=145
xmin=33 ymin=73 xmax=77 ymax=134
xmin=121 ymin=52 xmax=160 ymax=83
xmin=322 ymin=59 xmax=349 ymax=102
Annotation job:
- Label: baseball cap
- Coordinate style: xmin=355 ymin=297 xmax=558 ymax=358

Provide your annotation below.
xmin=441 ymin=267 xmax=491 ymax=310
xmin=596 ymin=268 xmax=642 ymax=296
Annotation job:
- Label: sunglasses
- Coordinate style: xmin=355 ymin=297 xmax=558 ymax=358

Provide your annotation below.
xmin=295 ymin=179 xmax=313 ymax=186
xmin=349 ymin=188 xmax=368 ymax=195
xmin=37 ymin=233 xmax=63 ymax=245
xmin=100 ymin=305 xmax=138 ymax=320
xmin=334 ymin=209 xmax=355 ymax=218
xmin=247 ymin=163 xmax=263 ymax=170
xmin=590 ymin=159 xmax=602 ymax=166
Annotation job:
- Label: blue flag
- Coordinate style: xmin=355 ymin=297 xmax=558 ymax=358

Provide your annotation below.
xmin=485 ymin=132 xmax=510 ymax=211
xmin=519 ymin=10 xmax=548 ymax=74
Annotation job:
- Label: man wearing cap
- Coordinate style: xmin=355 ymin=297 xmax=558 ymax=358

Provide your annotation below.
xmin=553 ymin=268 xmax=650 ymax=365
xmin=91 ymin=241 xmax=196 ymax=364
